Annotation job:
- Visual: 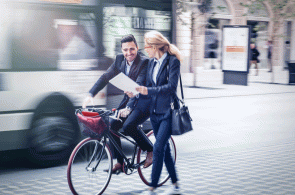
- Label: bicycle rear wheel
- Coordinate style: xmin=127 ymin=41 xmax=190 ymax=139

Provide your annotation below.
xmin=67 ymin=137 xmax=113 ymax=195
xmin=137 ymin=130 xmax=177 ymax=187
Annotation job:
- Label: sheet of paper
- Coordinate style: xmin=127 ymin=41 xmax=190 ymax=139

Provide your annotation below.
xmin=109 ymin=73 xmax=139 ymax=95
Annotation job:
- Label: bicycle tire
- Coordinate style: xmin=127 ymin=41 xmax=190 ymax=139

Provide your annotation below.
xmin=67 ymin=137 xmax=113 ymax=195
xmin=137 ymin=130 xmax=177 ymax=186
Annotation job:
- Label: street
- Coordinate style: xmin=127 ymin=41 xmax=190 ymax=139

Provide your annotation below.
xmin=0 ymin=80 xmax=295 ymax=194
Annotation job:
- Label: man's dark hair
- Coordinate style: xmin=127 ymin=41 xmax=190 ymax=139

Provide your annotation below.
xmin=121 ymin=34 xmax=138 ymax=47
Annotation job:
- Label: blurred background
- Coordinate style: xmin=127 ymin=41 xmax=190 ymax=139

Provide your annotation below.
xmin=0 ymin=0 xmax=294 ymax=167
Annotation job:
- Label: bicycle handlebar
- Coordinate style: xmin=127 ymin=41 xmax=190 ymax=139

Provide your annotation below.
xmin=75 ymin=108 xmax=113 ymax=117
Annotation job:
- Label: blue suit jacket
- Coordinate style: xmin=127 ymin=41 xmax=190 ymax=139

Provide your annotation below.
xmin=143 ymin=53 xmax=180 ymax=114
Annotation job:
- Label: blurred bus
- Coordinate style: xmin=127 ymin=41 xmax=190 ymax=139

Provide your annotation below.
xmin=0 ymin=0 xmax=172 ymax=166
xmin=0 ymin=0 xmax=107 ymax=166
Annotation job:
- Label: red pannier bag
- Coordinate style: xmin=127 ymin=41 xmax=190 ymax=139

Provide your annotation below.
xmin=77 ymin=112 xmax=107 ymax=137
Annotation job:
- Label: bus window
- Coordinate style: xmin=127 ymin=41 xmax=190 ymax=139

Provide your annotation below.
xmin=10 ymin=8 xmax=99 ymax=71
xmin=0 ymin=2 xmax=11 ymax=70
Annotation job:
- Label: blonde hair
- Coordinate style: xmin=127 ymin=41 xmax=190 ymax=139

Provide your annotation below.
xmin=144 ymin=31 xmax=183 ymax=62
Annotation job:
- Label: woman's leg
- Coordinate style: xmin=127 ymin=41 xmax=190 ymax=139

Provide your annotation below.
xmin=149 ymin=114 xmax=178 ymax=188
xmin=164 ymin=142 xmax=178 ymax=184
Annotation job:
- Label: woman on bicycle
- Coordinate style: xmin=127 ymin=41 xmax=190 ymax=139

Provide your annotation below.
xmin=128 ymin=30 xmax=182 ymax=195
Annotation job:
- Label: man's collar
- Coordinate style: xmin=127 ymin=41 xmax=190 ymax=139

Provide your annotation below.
xmin=126 ymin=59 xmax=135 ymax=66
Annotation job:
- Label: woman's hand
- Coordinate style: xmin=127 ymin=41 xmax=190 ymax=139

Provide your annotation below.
xmin=136 ymin=86 xmax=148 ymax=95
xmin=124 ymin=91 xmax=135 ymax=98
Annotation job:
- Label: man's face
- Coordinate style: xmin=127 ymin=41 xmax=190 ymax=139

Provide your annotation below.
xmin=121 ymin=41 xmax=138 ymax=63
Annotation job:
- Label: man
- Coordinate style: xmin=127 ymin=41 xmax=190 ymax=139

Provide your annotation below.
xmin=83 ymin=34 xmax=153 ymax=173
xmin=250 ymin=43 xmax=260 ymax=76
xmin=267 ymin=40 xmax=273 ymax=72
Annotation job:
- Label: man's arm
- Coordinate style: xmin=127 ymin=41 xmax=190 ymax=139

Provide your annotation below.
xmin=89 ymin=55 xmax=123 ymax=97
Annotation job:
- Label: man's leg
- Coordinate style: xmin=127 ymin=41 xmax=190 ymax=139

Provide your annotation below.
xmin=122 ymin=109 xmax=153 ymax=151
xmin=122 ymin=109 xmax=153 ymax=168
xmin=268 ymin=58 xmax=272 ymax=72
xmin=109 ymin=118 xmax=125 ymax=171
xmin=254 ymin=60 xmax=258 ymax=75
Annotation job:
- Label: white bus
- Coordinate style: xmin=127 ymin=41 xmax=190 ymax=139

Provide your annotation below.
xmin=0 ymin=0 xmax=173 ymax=166
xmin=0 ymin=0 xmax=107 ymax=166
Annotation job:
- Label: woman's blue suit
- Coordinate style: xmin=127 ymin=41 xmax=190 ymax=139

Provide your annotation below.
xmin=143 ymin=53 xmax=180 ymax=187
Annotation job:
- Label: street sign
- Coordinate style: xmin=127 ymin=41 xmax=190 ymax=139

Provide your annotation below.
xmin=222 ymin=25 xmax=250 ymax=72
xmin=222 ymin=25 xmax=251 ymax=86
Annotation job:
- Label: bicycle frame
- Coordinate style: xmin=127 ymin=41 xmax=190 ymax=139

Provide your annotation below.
xmin=104 ymin=129 xmax=145 ymax=170
xmin=90 ymin=114 xmax=146 ymax=173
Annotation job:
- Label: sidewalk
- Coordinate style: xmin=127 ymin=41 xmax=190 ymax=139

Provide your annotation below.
xmin=181 ymin=66 xmax=294 ymax=100
xmin=1 ymin=140 xmax=294 ymax=195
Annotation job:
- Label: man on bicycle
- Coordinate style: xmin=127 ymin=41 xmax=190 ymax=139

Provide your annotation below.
xmin=83 ymin=34 xmax=153 ymax=173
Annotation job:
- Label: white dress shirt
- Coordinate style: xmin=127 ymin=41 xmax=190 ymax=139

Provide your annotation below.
xmin=125 ymin=60 xmax=134 ymax=76
xmin=152 ymin=52 xmax=167 ymax=84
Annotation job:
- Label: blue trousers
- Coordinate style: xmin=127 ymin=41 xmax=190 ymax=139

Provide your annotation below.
xmin=150 ymin=113 xmax=178 ymax=188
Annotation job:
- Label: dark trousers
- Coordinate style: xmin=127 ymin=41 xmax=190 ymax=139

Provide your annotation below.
xmin=149 ymin=113 xmax=178 ymax=188
xmin=110 ymin=108 xmax=153 ymax=165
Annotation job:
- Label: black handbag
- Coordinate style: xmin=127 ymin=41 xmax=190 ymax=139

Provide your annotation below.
xmin=170 ymin=75 xmax=193 ymax=135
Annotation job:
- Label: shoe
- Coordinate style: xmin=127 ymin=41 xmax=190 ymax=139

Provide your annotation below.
xmin=104 ymin=163 xmax=122 ymax=174
xmin=140 ymin=190 xmax=157 ymax=195
xmin=143 ymin=151 xmax=153 ymax=168
xmin=161 ymin=186 xmax=181 ymax=195
xmin=268 ymin=70 xmax=272 ymax=72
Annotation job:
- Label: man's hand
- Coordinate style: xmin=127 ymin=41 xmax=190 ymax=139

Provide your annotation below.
xmin=117 ymin=107 xmax=131 ymax=119
xmin=136 ymin=86 xmax=148 ymax=95
xmin=82 ymin=95 xmax=94 ymax=108
xmin=124 ymin=91 xmax=135 ymax=98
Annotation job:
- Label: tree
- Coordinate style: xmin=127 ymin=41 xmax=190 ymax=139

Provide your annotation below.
xmin=176 ymin=0 xmax=213 ymax=87
xmin=241 ymin=0 xmax=295 ymax=41
xmin=241 ymin=0 xmax=295 ymax=83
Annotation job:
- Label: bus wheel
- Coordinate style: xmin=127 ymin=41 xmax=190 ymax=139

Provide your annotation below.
xmin=28 ymin=114 xmax=78 ymax=167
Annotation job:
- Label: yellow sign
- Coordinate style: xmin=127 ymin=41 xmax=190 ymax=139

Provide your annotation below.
xmin=225 ymin=46 xmax=245 ymax=52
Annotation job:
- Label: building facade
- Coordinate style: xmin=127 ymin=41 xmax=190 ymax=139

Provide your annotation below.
xmin=174 ymin=0 xmax=295 ymax=73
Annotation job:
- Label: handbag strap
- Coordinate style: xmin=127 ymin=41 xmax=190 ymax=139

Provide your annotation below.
xmin=179 ymin=75 xmax=184 ymax=100
xmin=167 ymin=64 xmax=185 ymax=108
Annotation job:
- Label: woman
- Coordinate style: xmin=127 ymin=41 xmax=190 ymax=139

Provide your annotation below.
xmin=131 ymin=30 xmax=182 ymax=195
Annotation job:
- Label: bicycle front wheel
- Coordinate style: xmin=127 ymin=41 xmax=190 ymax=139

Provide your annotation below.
xmin=67 ymin=137 xmax=113 ymax=195
xmin=137 ymin=130 xmax=177 ymax=187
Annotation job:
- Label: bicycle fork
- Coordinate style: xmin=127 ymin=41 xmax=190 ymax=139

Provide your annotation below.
xmin=85 ymin=139 xmax=107 ymax=172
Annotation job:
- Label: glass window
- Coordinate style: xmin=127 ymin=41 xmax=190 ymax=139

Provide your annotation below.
xmin=0 ymin=2 xmax=11 ymax=70
xmin=103 ymin=6 xmax=172 ymax=58
xmin=9 ymin=6 xmax=100 ymax=71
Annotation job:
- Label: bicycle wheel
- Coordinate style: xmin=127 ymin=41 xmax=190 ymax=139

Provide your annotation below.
xmin=67 ymin=137 xmax=113 ymax=195
xmin=137 ymin=130 xmax=177 ymax=187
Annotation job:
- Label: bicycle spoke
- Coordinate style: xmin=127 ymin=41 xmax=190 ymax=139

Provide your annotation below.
xmin=67 ymin=138 xmax=112 ymax=195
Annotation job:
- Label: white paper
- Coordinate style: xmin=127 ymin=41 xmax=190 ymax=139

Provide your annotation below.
xmin=109 ymin=73 xmax=139 ymax=95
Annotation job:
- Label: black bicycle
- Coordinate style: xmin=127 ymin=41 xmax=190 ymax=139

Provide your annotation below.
xmin=67 ymin=108 xmax=177 ymax=195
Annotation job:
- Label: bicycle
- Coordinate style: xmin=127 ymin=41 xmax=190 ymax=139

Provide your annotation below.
xmin=67 ymin=108 xmax=177 ymax=195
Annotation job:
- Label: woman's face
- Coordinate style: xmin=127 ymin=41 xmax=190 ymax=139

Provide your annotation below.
xmin=144 ymin=41 xmax=156 ymax=58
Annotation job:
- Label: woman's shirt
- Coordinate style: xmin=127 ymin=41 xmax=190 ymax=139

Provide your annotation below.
xmin=152 ymin=52 xmax=168 ymax=84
